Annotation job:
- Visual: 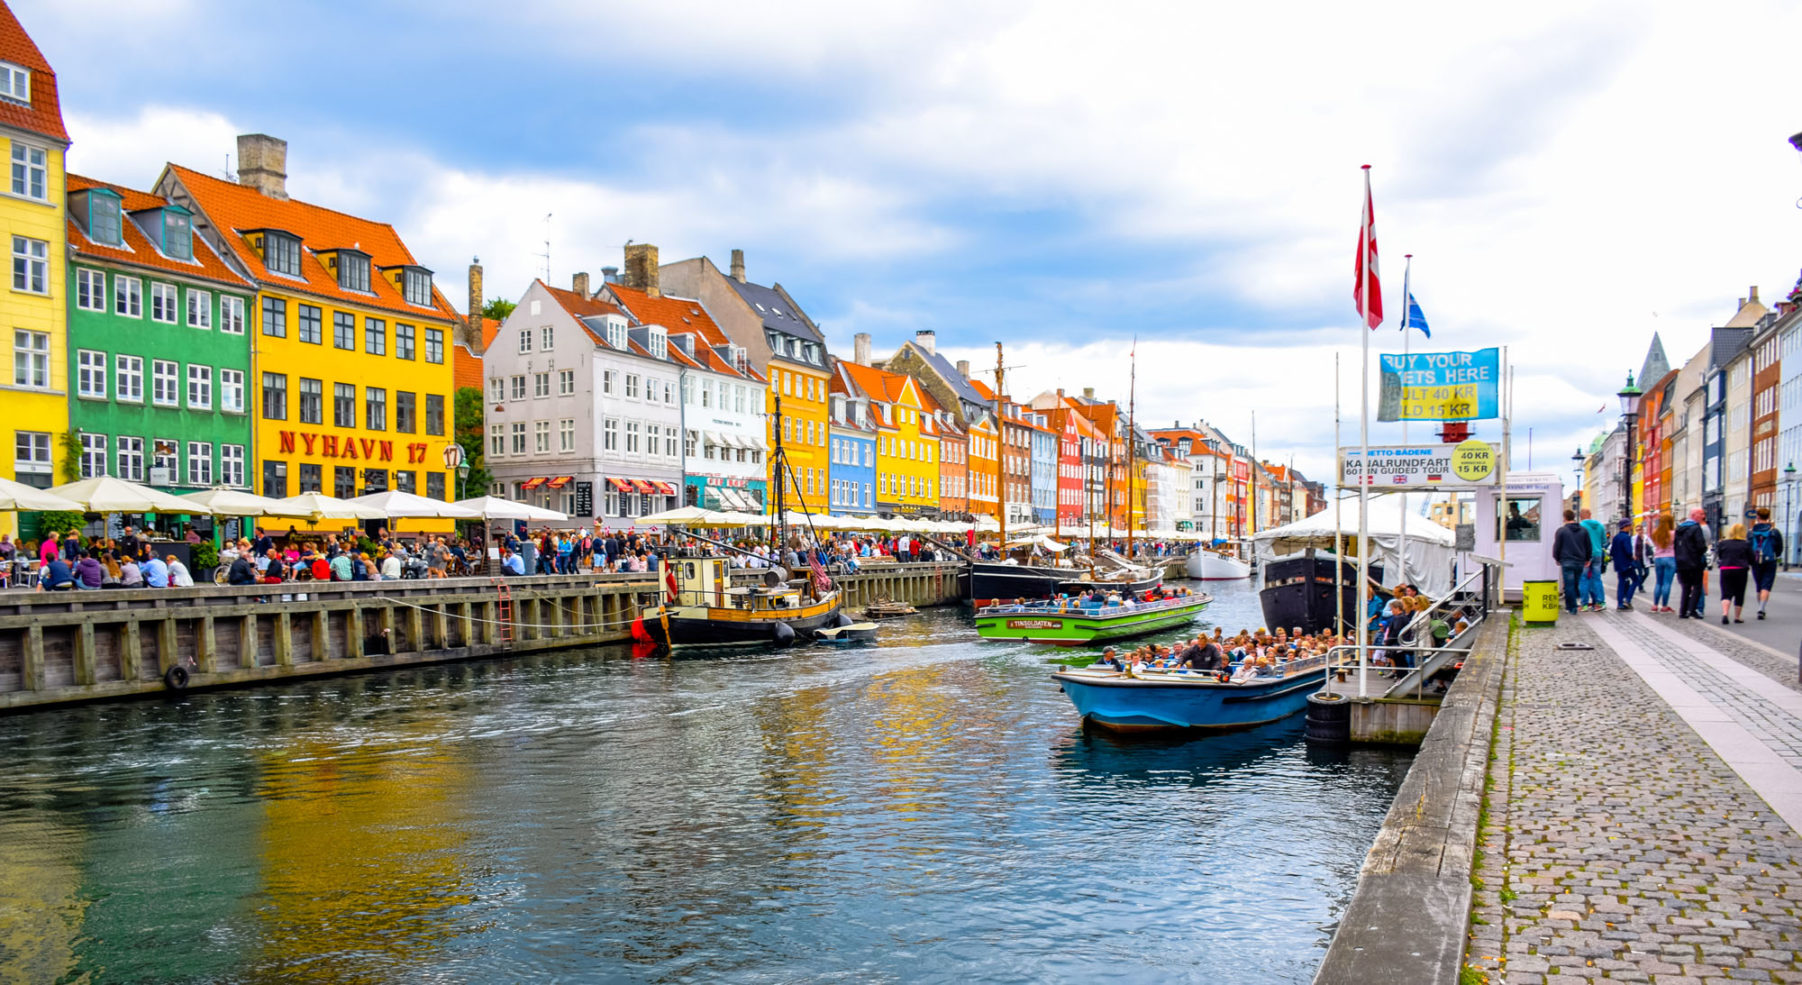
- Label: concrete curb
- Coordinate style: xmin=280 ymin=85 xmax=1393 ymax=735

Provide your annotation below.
xmin=1313 ymin=614 xmax=1510 ymax=985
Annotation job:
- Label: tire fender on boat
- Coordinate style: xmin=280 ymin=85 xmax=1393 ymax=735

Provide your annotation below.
xmin=163 ymin=664 xmax=190 ymax=692
xmin=771 ymin=621 xmax=796 ymax=647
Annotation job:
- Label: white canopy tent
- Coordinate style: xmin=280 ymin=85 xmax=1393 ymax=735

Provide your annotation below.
xmin=180 ymin=488 xmax=315 ymax=518
xmin=0 ymin=477 xmax=82 ymax=512
xmin=1251 ymin=496 xmax=1457 ymax=596
xmin=275 ymin=492 xmax=388 ymax=523
xmin=454 ymin=496 xmax=571 ymax=522
xmin=346 ymin=491 xmax=481 ymax=520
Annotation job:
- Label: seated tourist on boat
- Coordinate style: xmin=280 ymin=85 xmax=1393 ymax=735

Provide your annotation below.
xmin=1097 ymin=646 xmax=1124 ymax=671
xmin=1177 ymin=639 xmax=1224 ymax=671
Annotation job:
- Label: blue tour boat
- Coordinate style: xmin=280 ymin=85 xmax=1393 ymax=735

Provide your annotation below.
xmin=1051 ymin=657 xmax=1330 ymax=731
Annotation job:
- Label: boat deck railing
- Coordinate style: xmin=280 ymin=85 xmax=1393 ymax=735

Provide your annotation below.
xmin=977 ymin=593 xmax=1207 ymax=618
xmin=1070 ymin=649 xmax=1330 ymax=686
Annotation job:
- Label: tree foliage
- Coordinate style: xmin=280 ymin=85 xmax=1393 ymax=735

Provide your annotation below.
xmin=453 ymin=386 xmax=492 ymax=497
xmin=481 ymin=297 xmax=516 ymax=321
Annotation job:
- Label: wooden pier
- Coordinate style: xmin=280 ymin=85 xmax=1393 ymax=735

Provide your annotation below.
xmin=0 ymin=560 xmax=965 ymax=713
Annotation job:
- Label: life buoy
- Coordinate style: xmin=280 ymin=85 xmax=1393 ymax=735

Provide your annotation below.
xmin=163 ymin=664 xmax=190 ymax=691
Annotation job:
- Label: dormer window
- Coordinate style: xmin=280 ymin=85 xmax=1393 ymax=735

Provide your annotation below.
xmin=647 ymin=326 xmax=666 ymax=359
xmin=730 ymin=345 xmax=747 ymax=372
xmin=606 ymin=317 xmax=626 ymax=350
xmin=162 ymin=209 xmax=192 ymax=260
xmin=264 ymin=231 xmax=302 ymax=276
xmin=403 ymin=268 xmax=433 ymax=306
xmin=75 ymin=188 xmax=123 ymax=246
xmin=337 ymin=250 xmax=371 ymax=292
xmin=0 ymin=63 xmax=28 ymax=104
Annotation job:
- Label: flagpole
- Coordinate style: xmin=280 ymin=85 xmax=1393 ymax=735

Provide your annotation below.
xmin=1357 ymin=165 xmax=1375 ymax=701
xmin=1399 ymin=254 xmax=1411 ymax=588
xmin=1335 ymin=351 xmax=1344 ymax=646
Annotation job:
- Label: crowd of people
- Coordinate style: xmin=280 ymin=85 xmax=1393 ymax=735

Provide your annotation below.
xmin=1553 ymin=505 xmax=1786 ymax=623
xmin=2 ymin=525 xmax=202 ymax=591
xmin=1095 ymin=625 xmax=1346 ymax=681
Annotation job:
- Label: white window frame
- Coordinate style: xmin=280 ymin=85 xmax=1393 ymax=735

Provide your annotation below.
xmin=75 ymin=269 xmax=106 ymax=312
xmin=115 ymin=354 xmax=143 ymax=403
xmin=625 ymin=374 xmax=640 ymax=399
xmin=489 ymin=423 xmax=505 ymax=457
xmin=187 ymin=441 xmax=213 ymax=486
xmin=79 ymin=432 xmax=106 ymax=478
xmin=510 ymin=421 xmax=526 ymax=454
xmin=114 ymin=275 xmax=142 ymax=317
xmin=219 ymin=368 xmax=244 ymax=413
xmin=150 ymin=282 xmax=178 ymax=324
xmin=12 ymin=329 xmax=47 ymax=388
xmin=11 ymin=235 xmax=47 ymax=294
xmin=534 ymin=420 xmax=550 ymax=453
xmin=13 ymin=430 xmax=50 ymax=475
xmin=76 ymin=349 xmax=106 ymax=399
xmin=187 ymin=364 xmax=213 ymax=410
xmin=558 ymin=369 xmax=575 ymax=396
xmin=10 ymin=142 xmax=46 ymax=201
xmin=186 ymin=289 xmax=212 ymax=329
xmin=220 ymin=296 xmax=246 ymax=335
xmin=0 ymin=63 xmax=30 ymax=104
xmin=221 ymin=444 xmax=246 ymax=487
xmin=510 ymin=375 xmax=526 ymax=401
xmin=541 ymin=325 xmax=553 ymax=350
xmin=151 ymin=359 xmax=179 ymax=407
xmin=488 ymin=377 xmax=505 ymax=403
xmin=518 ymin=328 xmax=533 ymax=353
xmin=534 ymin=372 xmax=549 ymax=398
xmin=559 ymin=418 xmax=574 ymax=452
xmin=116 ymin=435 xmax=144 ymax=481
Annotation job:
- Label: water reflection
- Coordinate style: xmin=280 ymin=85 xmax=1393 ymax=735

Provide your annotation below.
xmin=0 ymin=582 xmax=1410 ymax=985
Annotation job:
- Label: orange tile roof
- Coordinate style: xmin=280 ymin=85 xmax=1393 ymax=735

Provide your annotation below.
xmin=605 ymin=283 xmax=732 ymax=349
xmin=65 ymin=173 xmax=250 ymax=289
xmin=480 ymin=316 xmax=502 ymax=349
xmin=838 ymin=361 xmax=922 ymax=408
xmin=166 ymin=163 xmax=455 ymax=322
xmin=0 ymin=3 xmax=66 ymax=143
xmin=453 ymin=342 xmax=484 ymax=392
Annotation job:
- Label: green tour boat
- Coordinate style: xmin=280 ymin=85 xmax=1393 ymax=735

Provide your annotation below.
xmin=974 ymin=592 xmax=1211 ymax=646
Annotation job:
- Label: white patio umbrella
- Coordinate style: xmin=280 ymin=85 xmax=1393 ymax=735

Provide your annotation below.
xmin=453 ymin=496 xmax=571 ymax=522
xmin=276 ymin=492 xmax=388 ymax=522
xmin=0 ymin=476 xmax=82 ymax=512
xmin=181 ymin=487 xmax=316 ymax=518
xmin=706 ymin=511 xmax=770 ymax=527
xmin=48 ymin=475 xmax=214 ymax=514
xmin=637 ymin=505 xmax=722 ymax=526
xmin=347 ymin=490 xmax=481 ymax=520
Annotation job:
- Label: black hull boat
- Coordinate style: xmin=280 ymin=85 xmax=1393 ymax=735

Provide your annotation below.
xmin=637 ymin=554 xmax=848 ymax=648
xmin=964 ymin=561 xmax=1161 ymax=607
xmin=1257 ymin=550 xmax=1384 ymax=635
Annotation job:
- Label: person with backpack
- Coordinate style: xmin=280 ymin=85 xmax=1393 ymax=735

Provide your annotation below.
xmin=1673 ymin=508 xmax=1710 ymax=619
xmin=1748 ymin=506 xmax=1784 ymax=620
xmin=1578 ymin=508 xmax=1609 ymax=611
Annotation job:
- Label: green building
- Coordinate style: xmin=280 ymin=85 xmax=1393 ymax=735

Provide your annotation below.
xmin=64 ymin=174 xmax=255 ymax=495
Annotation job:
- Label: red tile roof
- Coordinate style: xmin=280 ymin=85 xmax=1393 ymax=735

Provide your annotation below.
xmin=838 ymin=361 xmax=923 ymax=409
xmin=604 ymin=283 xmax=732 ymax=349
xmin=0 ymin=3 xmax=66 ymax=143
xmin=65 ymin=174 xmax=250 ymax=289
xmin=166 ymin=163 xmax=456 ymax=322
xmin=452 ymin=318 xmax=503 ymax=390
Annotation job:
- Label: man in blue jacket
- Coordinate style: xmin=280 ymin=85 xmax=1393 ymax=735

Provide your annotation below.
xmin=1578 ymin=508 xmax=1609 ymax=611
xmin=1608 ymin=519 xmax=1639 ymax=611
xmin=1551 ymin=509 xmax=1591 ymax=614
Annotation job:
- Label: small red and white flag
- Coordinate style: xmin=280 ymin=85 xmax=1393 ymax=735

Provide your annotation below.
xmin=1354 ymin=166 xmax=1383 ymax=329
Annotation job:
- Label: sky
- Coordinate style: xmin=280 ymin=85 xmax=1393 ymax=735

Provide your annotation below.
xmin=23 ymin=0 xmax=1802 ymax=489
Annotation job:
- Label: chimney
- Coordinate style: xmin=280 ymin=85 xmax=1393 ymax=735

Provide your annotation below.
xmin=1750 ymin=285 xmax=1760 ymax=304
xmin=236 ymin=134 xmax=288 ymax=199
xmin=601 ymin=266 xmax=619 ymax=284
xmin=730 ymin=248 xmax=746 ymax=284
xmin=572 ymin=271 xmax=590 ymax=297
xmin=915 ymin=329 xmax=936 ymax=355
xmin=956 ymin=359 xmax=971 ymax=378
xmin=467 ymin=257 xmax=483 ymax=330
xmin=623 ymin=243 xmax=660 ymax=297
xmin=853 ymin=332 xmax=871 ymax=366
xmin=1082 ymin=387 xmax=1095 ymax=401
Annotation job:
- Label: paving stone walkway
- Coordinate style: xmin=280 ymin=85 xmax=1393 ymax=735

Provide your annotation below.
xmin=1464 ymin=612 xmax=1802 ymax=984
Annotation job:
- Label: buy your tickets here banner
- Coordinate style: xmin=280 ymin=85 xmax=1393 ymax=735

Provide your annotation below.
xmin=1377 ymin=347 xmax=1499 ymax=422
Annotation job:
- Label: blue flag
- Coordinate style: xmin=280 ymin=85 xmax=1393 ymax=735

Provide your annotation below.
xmin=1402 ymin=291 xmax=1430 ymax=337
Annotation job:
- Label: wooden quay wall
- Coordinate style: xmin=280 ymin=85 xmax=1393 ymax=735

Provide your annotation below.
xmin=0 ymin=561 xmax=964 ymax=713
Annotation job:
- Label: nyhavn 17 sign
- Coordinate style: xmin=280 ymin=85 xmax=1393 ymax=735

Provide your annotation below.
xmin=1377 ymin=347 xmax=1499 ymax=422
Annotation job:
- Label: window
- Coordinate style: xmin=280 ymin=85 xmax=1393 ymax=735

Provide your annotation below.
xmin=625 ymin=374 xmax=640 ymax=399
xmin=663 ymin=380 xmax=675 ymax=405
xmin=10 ymin=143 xmax=45 ymax=201
xmin=261 ymin=296 xmax=286 ymax=337
xmin=183 ymin=365 xmax=212 ymax=410
xmin=534 ymin=372 xmax=549 ymax=398
xmin=264 ymin=232 xmax=301 ymax=277
xmin=559 ymin=369 xmax=575 ymax=396
xmin=426 ymin=394 xmax=445 ymax=436
xmin=365 ymin=317 xmax=386 ymax=354
xmin=534 ymin=420 xmax=550 ymax=453
xmin=152 ymin=360 xmax=179 ymax=407
xmin=362 ymin=468 xmax=388 ymax=494
xmin=666 ymin=430 xmax=678 ymax=458
xmin=77 ymin=350 xmax=106 ymax=398
xmin=338 ymin=252 xmax=370 ymax=293
xmin=116 ymin=355 xmax=143 ymax=402
xmin=403 ymin=269 xmax=432 ymax=306
xmin=602 ymin=370 xmax=615 ymax=395
xmin=426 ymin=472 xmax=445 ymax=501
xmin=116 ymin=436 xmax=144 ymax=481
xmin=79 ymin=432 xmax=106 ymax=478
xmin=333 ymin=311 xmax=355 ymax=349
xmin=163 ymin=211 xmax=192 ymax=261
xmin=393 ymin=469 xmax=414 ymax=493
xmin=187 ymin=441 xmax=213 ymax=486
xmin=606 ymin=319 xmax=626 ymax=349
xmin=487 ymin=377 xmax=504 ymax=403
xmin=151 ymin=439 xmax=178 ymax=486
xmin=10 ymin=236 xmax=46 ymax=294
xmin=0 ymin=62 xmax=30 ymax=101
xmin=396 ymin=323 xmax=415 ymax=359
xmin=559 ymin=418 xmax=574 ymax=452
xmin=297 ymin=304 xmax=322 ymax=344
xmin=219 ymin=369 xmax=244 ymax=413
xmin=221 ymin=296 xmax=246 ymax=335
xmin=222 ymin=444 xmax=245 ymax=486
xmin=262 ymin=460 xmax=288 ymax=498
xmin=261 ymin=372 xmax=286 ymax=419
xmin=425 ymin=328 xmax=443 ymax=364
xmin=298 ymin=462 xmax=322 ymax=494
xmin=297 ymin=377 xmax=321 ymax=423
xmin=518 ymin=329 xmax=533 ymax=354
xmin=335 ymin=466 xmax=356 ymax=499
xmin=604 ymin=419 xmax=618 ymax=451
xmin=510 ymin=375 xmax=526 ymax=401
xmin=14 ymin=431 xmax=49 ymax=476
xmin=626 ymin=421 xmax=640 ymax=454
xmin=365 ymin=387 xmax=386 ymax=430
xmin=395 ymin=390 xmax=416 ymax=433
xmin=489 ymin=424 xmax=505 ymax=457
xmin=187 ymin=289 xmax=212 ymax=329
xmin=88 ymin=194 xmax=122 ymax=247
xmin=540 ymin=325 xmax=554 ymax=350
xmin=511 ymin=421 xmax=526 ymax=454
xmin=76 ymin=269 xmax=106 ymax=311
xmin=645 ymin=424 xmax=659 ymax=458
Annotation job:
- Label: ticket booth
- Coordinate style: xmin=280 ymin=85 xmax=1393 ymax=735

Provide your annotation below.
xmin=1473 ymin=471 xmax=1562 ymax=600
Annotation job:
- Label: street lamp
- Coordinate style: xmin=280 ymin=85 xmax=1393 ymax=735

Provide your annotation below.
xmin=1784 ymin=461 xmax=1800 ymax=569
xmin=1617 ymin=371 xmax=1643 ymax=527
xmin=1571 ymin=446 xmax=1586 ymax=512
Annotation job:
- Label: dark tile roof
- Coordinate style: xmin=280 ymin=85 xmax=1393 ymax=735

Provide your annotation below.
xmin=912 ymin=343 xmax=988 ymax=408
xmin=727 ymin=278 xmax=821 ymax=343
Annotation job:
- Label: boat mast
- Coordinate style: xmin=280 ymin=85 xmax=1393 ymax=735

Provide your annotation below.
xmin=1126 ymin=342 xmax=1136 ymax=558
xmin=772 ymin=390 xmax=787 ymax=556
xmin=994 ymin=341 xmax=1007 ymax=551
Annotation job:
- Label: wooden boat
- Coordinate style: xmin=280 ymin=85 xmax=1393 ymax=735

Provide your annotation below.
xmin=863 ymin=599 xmax=918 ymax=619
xmin=975 ymin=592 xmax=1210 ymax=646
xmin=964 ymin=560 xmax=1161 ymax=608
xmin=1185 ymin=550 xmax=1252 ymax=580
xmin=1257 ymin=549 xmax=1385 ymax=636
xmin=637 ymin=554 xmax=848 ymax=648
xmin=1052 ymin=655 xmax=1329 ymax=731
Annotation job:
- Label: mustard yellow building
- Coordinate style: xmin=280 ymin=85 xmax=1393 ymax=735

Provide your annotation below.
xmin=839 ymin=362 xmax=939 ymax=515
xmin=0 ymin=5 xmax=71 ymax=529
xmin=158 ymin=137 xmax=460 ymax=523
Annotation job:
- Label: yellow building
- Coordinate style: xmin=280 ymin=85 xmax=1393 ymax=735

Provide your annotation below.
xmin=768 ymin=349 xmax=831 ymax=513
xmin=839 ymin=362 xmax=939 ymax=515
xmin=160 ymin=137 xmax=460 ymax=521
xmin=0 ymin=5 xmax=71 ymax=530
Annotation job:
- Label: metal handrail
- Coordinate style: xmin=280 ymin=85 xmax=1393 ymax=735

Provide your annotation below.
xmin=976 ymin=593 xmax=1207 ymax=618
xmin=1394 ymin=568 xmax=1492 ymax=648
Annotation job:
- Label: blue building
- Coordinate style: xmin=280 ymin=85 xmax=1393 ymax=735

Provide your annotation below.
xmin=1030 ymin=411 xmax=1057 ymax=526
xmin=828 ymin=365 xmax=877 ymax=514
xmin=1703 ymin=323 xmax=1754 ymax=534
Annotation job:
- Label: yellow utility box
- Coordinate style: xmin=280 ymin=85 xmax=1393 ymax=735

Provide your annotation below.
xmin=1521 ymin=580 xmax=1559 ymax=625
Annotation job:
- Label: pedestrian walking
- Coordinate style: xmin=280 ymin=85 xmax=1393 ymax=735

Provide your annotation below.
xmin=1609 ymin=519 xmax=1638 ymax=610
xmin=1748 ymin=506 xmax=1784 ymax=620
xmin=1716 ymin=522 xmax=1754 ymax=624
xmin=1578 ymin=508 xmax=1608 ymax=611
xmin=1552 ymin=509 xmax=1590 ymax=614
xmin=1674 ymin=508 xmax=1709 ymax=619
xmin=1649 ymin=515 xmax=1676 ymax=612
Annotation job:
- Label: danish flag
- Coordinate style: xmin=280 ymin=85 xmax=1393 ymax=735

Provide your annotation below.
xmin=1354 ymin=166 xmax=1383 ymax=329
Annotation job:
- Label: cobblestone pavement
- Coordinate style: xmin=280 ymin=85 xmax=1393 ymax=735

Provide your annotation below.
xmin=1464 ymin=614 xmax=1802 ymax=984
xmin=1651 ymin=613 xmax=1802 ymax=698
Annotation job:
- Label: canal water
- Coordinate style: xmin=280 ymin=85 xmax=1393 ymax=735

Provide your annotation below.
xmin=0 ymin=580 xmax=1413 ymax=984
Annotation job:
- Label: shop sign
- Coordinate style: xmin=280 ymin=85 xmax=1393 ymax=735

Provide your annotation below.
xmin=574 ymin=481 xmax=593 ymax=517
xmin=276 ymin=430 xmax=435 ymax=465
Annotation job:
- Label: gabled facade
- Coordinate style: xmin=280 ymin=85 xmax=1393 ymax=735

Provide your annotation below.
xmin=1029 ymin=408 xmax=1056 ymax=526
xmin=967 ymin=414 xmax=998 ymax=518
xmin=874 ymin=330 xmax=991 ymax=426
xmin=933 ymin=400 xmax=969 ymax=519
xmin=1751 ymin=310 xmax=1782 ymax=513
xmin=64 ymin=174 xmax=256 ymax=500
xmin=0 ymin=2 xmax=71 ymax=530
xmin=828 ymin=362 xmax=876 ymax=515
xmin=838 ymin=360 xmax=938 ymax=516
xmin=160 ymin=137 xmax=460 ymax=513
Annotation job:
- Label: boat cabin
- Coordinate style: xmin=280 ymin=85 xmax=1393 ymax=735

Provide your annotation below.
xmin=671 ymin=555 xmax=809 ymax=612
